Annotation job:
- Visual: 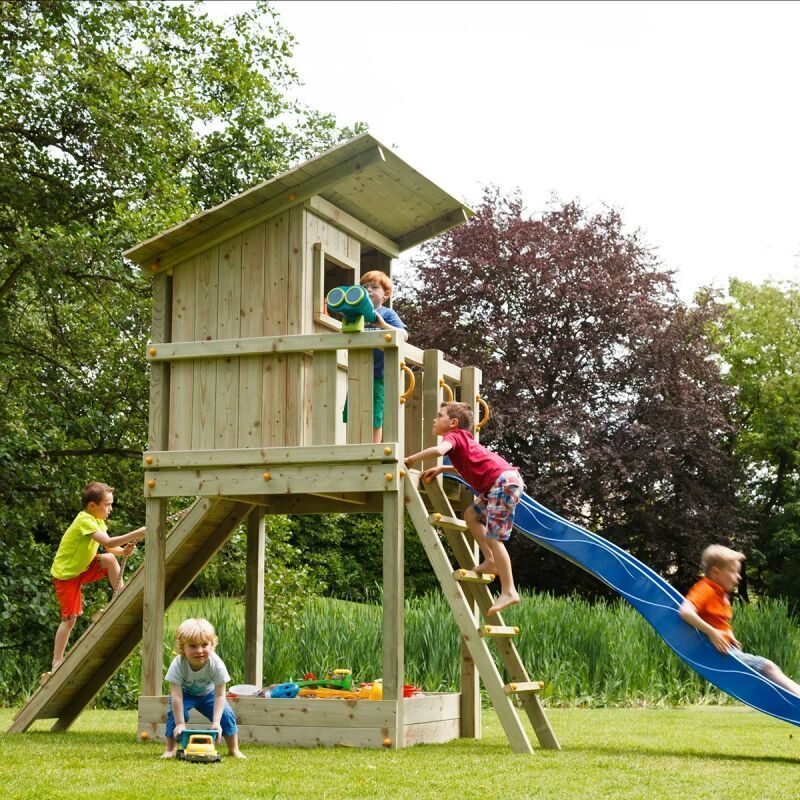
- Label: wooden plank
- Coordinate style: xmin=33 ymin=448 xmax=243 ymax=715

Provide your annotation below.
xmin=305 ymin=195 xmax=400 ymax=257
xmin=383 ymin=340 xmax=404 ymax=446
xmin=402 ymin=718 xmax=460 ymax=746
xmin=346 ymin=349 xmax=374 ymax=444
xmin=422 ymin=349 xmax=444 ymax=470
xmin=401 ymin=692 xmax=461 ymax=724
xmin=214 ymin=234 xmax=241 ymax=449
xmin=143 ymin=443 xmax=398 ymax=468
xmin=238 ymin=221 xmax=266 ymax=447
xmin=382 ymin=491 xmax=404 ymax=720
xmin=168 ymin=257 xmax=195 ymax=450
xmin=311 ymin=351 xmax=338 ymax=445
xmin=192 ymin=246 xmax=218 ymax=450
xmin=244 ymin=508 xmax=265 ymax=687
xmin=144 ymin=463 xmax=401 ymax=498
xmin=148 ymin=272 xmax=171 ymax=452
xmin=147 ymin=329 xmax=403 ymax=361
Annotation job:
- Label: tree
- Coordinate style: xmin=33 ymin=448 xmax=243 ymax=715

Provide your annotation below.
xmin=395 ymin=188 xmax=741 ymax=595
xmin=0 ymin=0 xmax=357 ymax=665
xmin=715 ymin=279 xmax=800 ymax=609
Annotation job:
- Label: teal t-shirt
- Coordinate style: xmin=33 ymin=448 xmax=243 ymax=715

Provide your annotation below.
xmin=51 ymin=511 xmax=106 ymax=580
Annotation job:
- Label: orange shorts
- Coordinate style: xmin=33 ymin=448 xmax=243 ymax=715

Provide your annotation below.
xmin=52 ymin=557 xmax=108 ymax=619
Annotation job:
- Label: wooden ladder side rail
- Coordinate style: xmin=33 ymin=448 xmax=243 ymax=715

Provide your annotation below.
xmin=404 ymin=480 xmax=534 ymax=755
xmin=423 ymin=479 xmax=561 ymax=751
xmin=8 ymin=499 xmax=253 ymax=734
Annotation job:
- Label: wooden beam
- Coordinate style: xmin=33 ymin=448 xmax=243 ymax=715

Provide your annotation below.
xmin=305 ymin=195 xmax=400 ymax=258
xmin=141 ymin=498 xmax=167 ymax=697
xmin=395 ymin=207 xmax=470 ymax=252
xmin=146 ymin=329 xmax=402 ymax=362
xmin=143 ymin=443 xmax=399 ymax=469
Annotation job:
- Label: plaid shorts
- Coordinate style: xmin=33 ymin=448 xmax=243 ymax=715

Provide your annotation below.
xmin=470 ymin=470 xmax=524 ymax=541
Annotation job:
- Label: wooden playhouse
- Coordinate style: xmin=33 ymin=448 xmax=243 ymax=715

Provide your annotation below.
xmin=10 ymin=133 xmax=558 ymax=753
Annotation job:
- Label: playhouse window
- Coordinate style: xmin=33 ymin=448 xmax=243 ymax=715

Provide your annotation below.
xmin=324 ymin=256 xmax=355 ymax=299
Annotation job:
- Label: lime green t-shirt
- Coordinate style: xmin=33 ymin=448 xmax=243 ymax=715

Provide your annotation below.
xmin=50 ymin=511 xmax=107 ymax=580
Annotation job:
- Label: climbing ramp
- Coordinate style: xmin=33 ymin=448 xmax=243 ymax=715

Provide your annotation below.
xmin=448 ymin=475 xmax=800 ymax=728
xmin=8 ymin=498 xmax=254 ymax=733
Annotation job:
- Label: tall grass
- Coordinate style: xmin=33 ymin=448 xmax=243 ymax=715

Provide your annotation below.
xmin=5 ymin=592 xmax=799 ymax=709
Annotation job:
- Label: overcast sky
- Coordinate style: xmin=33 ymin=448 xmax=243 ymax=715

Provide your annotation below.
xmin=206 ymin=1 xmax=800 ymax=301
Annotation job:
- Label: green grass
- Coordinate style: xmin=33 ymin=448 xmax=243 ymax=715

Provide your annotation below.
xmin=2 ymin=706 xmax=798 ymax=799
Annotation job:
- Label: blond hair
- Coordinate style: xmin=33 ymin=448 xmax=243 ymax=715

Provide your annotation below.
xmin=175 ymin=618 xmax=218 ymax=656
xmin=441 ymin=401 xmax=474 ymax=431
xmin=701 ymin=544 xmax=744 ymax=574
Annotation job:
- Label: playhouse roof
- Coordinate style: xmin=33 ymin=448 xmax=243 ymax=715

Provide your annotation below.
xmin=123 ymin=133 xmax=473 ymax=266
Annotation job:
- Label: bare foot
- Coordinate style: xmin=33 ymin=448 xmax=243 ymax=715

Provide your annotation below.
xmin=473 ymin=560 xmax=497 ymax=576
xmin=229 ymin=750 xmax=246 ymax=759
xmin=40 ymin=671 xmax=52 ymax=686
xmin=160 ymin=750 xmax=176 ymax=759
xmin=488 ymin=591 xmax=520 ymax=617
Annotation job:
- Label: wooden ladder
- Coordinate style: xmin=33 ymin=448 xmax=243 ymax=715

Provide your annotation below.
xmin=404 ymin=476 xmax=560 ymax=753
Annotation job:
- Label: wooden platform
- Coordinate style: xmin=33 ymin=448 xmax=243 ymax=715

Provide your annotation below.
xmin=138 ymin=692 xmax=461 ymax=749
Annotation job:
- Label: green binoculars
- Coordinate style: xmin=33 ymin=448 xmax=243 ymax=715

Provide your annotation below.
xmin=326 ymin=285 xmax=377 ymax=332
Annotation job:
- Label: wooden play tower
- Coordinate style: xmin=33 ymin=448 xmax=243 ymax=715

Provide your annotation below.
xmin=9 ymin=134 xmax=558 ymax=753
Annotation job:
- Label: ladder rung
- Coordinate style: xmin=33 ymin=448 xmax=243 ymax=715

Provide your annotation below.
xmin=479 ymin=624 xmax=520 ymax=638
xmin=504 ymin=681 xmax=544 ymax=695
xmin=453 ymin=568 xmax=495 ymax=584
xmin=428 ymin=512 xmax=468 ymax=532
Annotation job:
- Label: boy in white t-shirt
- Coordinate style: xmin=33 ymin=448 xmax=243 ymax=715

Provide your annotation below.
xmin=161 ymin=618 xmax=245 ymax=759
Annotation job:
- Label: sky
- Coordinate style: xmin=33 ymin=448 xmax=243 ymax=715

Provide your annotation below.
xmin=205 ymin=0 xmax=800 ymax=301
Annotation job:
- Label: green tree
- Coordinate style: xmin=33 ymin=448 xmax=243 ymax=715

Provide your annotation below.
xmin=716 ymin=279 xmax=800 ymax=608
xmin=0 ymin=0 xmax=357 ymax=666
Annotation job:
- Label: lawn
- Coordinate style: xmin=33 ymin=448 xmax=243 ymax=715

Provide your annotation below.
xmin=1 ymin=706 xmax=797 ymax=799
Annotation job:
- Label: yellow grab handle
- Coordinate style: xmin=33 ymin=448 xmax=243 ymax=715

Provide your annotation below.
xmin=439 ymin=379 xmax=454 ymax=402
xmin=475 ymin=394 xmax=491 ymax=430
xmin=400 ymin=362 xmax=415 ymax=404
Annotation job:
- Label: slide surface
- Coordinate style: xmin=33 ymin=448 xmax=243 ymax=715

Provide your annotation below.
xmin=448 ymin=475 xmax=800 ymax=727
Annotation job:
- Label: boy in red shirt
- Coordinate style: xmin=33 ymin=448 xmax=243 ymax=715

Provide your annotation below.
xmin=405 ymin=401 xmax=523 ymax=616
xmin=679 ymin=544 xmax=800 ymax=695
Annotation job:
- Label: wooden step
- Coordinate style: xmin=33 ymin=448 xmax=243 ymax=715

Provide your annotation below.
xmin=479 ymin=624 xmax=520 ymax=638
xmin=453 ymin=568 xmax=495 ymax=584
xmin=427 ymin=512 xmax=467 ymax=532
xmin=504 ymin=681 xmax=544 ymax=695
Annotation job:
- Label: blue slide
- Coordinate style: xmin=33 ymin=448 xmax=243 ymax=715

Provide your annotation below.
xmin=447 ymin=476 xmax=800 ymax=727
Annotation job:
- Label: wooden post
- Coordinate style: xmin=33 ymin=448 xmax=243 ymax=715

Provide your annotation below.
xmin=244 ymin=508 xmax=266 ymax=687
xmin=422 ymin=349 xmax=444 ymax=466
xmin=459 ymin=365 xmax=482 ymax=739
xmin=141 ymin=498 xmax=167 ymax=696
xmin=142 ymin=270 xmax=171 ymax=697
xmin=382 ymin=489 xmax=405 ymax=749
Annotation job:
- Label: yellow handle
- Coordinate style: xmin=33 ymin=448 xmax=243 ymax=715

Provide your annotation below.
xmin=475 ymin=395 xmax=491 ymax=430
xmin=439 ymin=379 xmax=454 ymax=402
xmin=400 ymin=363 xmax=415 ymax=404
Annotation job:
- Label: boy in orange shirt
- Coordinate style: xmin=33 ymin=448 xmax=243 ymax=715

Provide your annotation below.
xmin=679 ymin=544 xmax=800 ymax=695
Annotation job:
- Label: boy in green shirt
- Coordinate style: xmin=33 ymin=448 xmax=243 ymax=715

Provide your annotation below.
xmin=48 ymin=481 xmax=146 ymax=674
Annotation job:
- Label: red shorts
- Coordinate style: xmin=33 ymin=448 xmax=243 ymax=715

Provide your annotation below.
xmin=52 ymin=557 xmax=108 ymax=619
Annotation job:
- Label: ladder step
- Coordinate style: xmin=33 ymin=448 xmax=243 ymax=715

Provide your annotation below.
xmin=504 ymin=681 xmax=544 ymax=695
xmin=479 ymin=624 xmax=520 ymax=638
xmin=453 ymin=568 xmax=495 ymax=584
xmin=428 ymin=512 xmax=468 ymax=532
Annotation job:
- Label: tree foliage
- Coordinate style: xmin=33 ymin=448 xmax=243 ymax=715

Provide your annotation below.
xmin=0 ymin=0 xmax=357 ymax=661
xmin=716 ymin=279 xmax=800 ymax=608
xmin=396 ymin=189 xmax=741 ymax=595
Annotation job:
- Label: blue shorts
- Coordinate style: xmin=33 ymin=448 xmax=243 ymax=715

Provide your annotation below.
xmin=470 ymin=471 xmax=524 ymax=542
xmin=165 ymin=689 xmax=238 ymax=738
xmin=734 ymin=650 xmax=768 ymax=673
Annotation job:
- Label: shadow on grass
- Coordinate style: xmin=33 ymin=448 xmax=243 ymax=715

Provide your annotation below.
xmin=567 ymin=742 xmax=800 ymax=765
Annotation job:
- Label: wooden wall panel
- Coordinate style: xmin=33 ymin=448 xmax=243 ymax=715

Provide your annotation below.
xmin=238 ymin=222 xmax=266 ymax=448
xmin=169 ymin=257 xmax=195 ymax=450
xmin=192 ymin=248 xmax=219 ymax=450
